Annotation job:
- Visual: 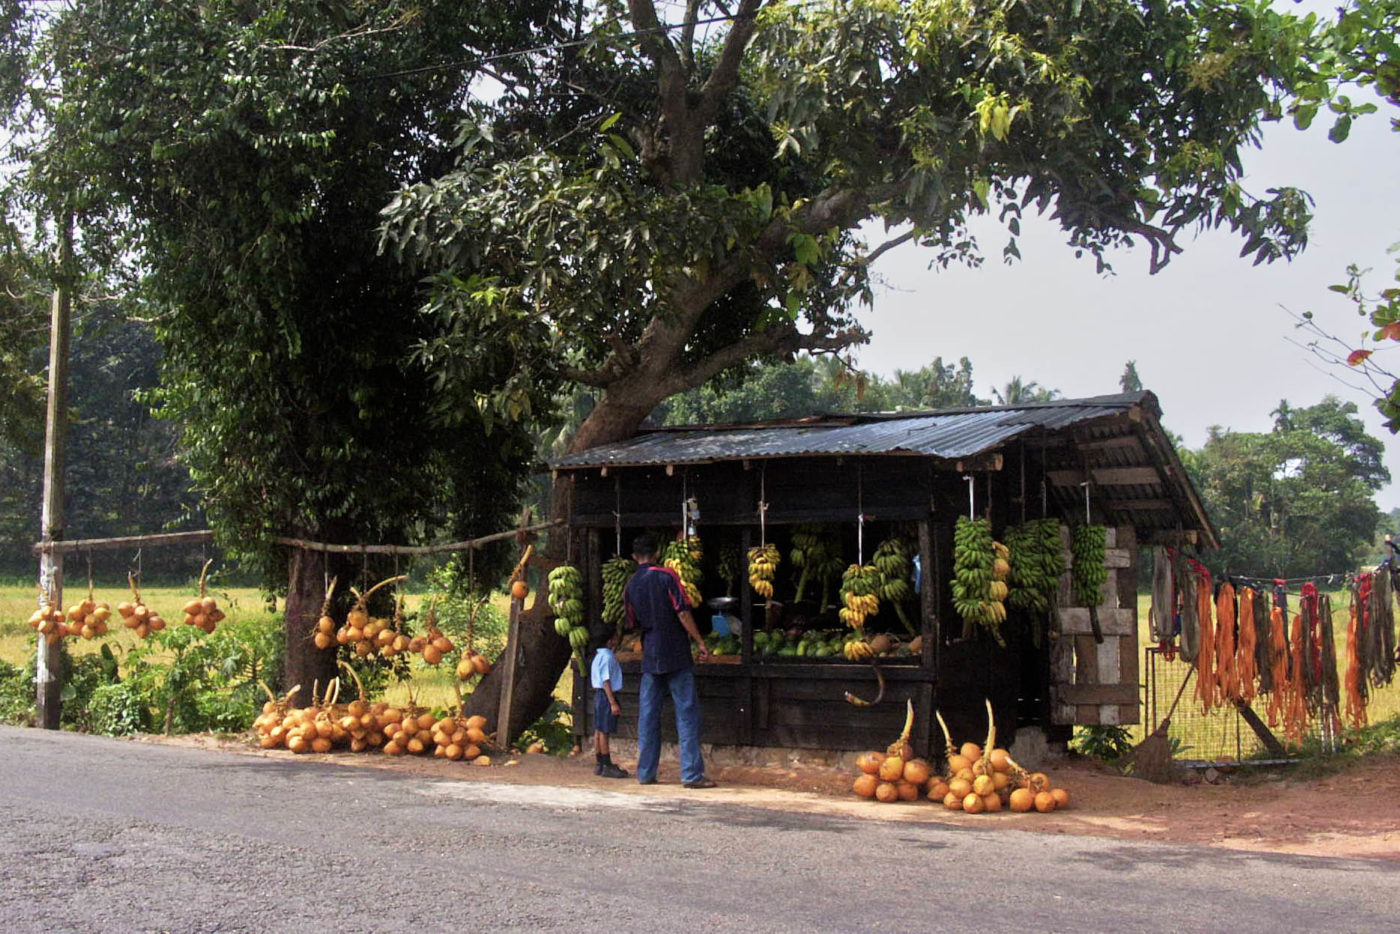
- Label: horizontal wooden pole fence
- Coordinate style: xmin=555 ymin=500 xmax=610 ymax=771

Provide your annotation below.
xmin=33 ymin=519 xmax=563 ymax=557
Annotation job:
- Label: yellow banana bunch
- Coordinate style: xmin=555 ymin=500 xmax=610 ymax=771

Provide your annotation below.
xmin=839 ymin=563 xmax=882 ymax=629
xmin=663 ymin=536 xmax=704 ymax=607
xmin=844 ymin=639 xmax=875 ymax=661
xmin=748 ymin=542 xmax=780 ymax=599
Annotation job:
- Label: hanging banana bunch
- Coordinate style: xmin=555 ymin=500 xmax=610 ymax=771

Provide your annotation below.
xmin=716 ymin=544 xmax=742 ymax=597
xmin=548 ymin=565 xmax=589 ymax=659
xmin=748 ymin=542 xmax=780 ymax=599
xmin=601 ymin=556 xmax=636 ymax=630
xmin=662 ymin=536 xmax=703 ymax=607
xmin=839 ymin=563 xmax=882 ymax=629
xmin=1071 ymin=524 xmax=1109 ymax=643
xmin=791 ymin=524 xmax=840 ymax=605
xmin=952 ymin=517 xmax=1008 ymax=645
xmin=1070 ymin=525 xmax=1108 ymax=607
xmin=1005 ymin=518 xmax=1066 ymax=614
xmin=872 ymin=536 xmax=917 ymax=635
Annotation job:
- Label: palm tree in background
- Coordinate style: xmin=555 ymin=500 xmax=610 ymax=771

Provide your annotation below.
xmin=992 ymin=376 xmax=1059 ymax=406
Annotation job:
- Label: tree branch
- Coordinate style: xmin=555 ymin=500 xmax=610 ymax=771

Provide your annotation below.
xmin=696 ymin=0 xmax=764 ymax=127
xmin=680 ymin=0 xmax=703 ymax=71
xmin=662 ymin=322 xmax=868 ymax=396
xmin=554 ymin=334 xmax=641 ymax=388
xmin=858 ymin=229 xmax=917 ymax=267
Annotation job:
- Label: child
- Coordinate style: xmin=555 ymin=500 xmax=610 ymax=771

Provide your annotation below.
xmin=590 ymin=630 xmax=629 ymax=778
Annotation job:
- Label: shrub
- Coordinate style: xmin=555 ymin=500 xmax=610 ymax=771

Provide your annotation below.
xmin=0 ymin=659 xmax=33 ymax=725
xmin=89 ymin=681 xmax=152 ymax=736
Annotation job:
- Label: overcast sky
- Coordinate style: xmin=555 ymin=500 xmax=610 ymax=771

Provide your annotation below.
xmin=859 ymin=96 xmax=1400 ymax=508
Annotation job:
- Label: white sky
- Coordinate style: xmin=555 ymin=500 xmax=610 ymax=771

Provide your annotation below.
xmin=858 ymin=101 xmax=1400 ymax=508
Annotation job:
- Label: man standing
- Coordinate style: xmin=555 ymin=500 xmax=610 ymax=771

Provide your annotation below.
xmin=624 ymin=533 xmax=716 ymax=788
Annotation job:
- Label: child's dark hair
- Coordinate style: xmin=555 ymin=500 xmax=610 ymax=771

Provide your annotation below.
xmin=632 ymin=532 xmax=658 ymax=559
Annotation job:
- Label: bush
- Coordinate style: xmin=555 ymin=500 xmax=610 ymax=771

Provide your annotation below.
xmin=1070 ymin=725 xmax=1134 ymax=762
xmin=124 ymin=611 xmax=285 ymax=734
xmin=0 ymin=659 xmax=33 ymax=725
xmin=515 ymin=699 xmax=575 ymax=755
xmin=60 ymin=648 xmax=122 ymax=732
xmin=89 ymin=681 xmax=152 ymax=736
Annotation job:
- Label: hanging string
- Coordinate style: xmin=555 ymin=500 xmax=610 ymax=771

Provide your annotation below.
xmin=758 ymin=464 xmax=768 ymax=547
xmin=1019 ymin=443 xmax=1027 ymax=525
xmin=856 ymin=462 xmax=865 ymax=566
xmin=1081 ymin=481 xmax=1091 ymax=524
xmin=86 ymin=550 xmax=93 ymax=599
xmin=963 ymin=474 xmax=975 ymax=519
xmin=613 ymin=472 xmax=623 ymax=557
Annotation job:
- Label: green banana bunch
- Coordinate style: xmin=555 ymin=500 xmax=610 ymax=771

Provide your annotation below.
xmin=601 ymin=556 xmax=637 ymax=629
xmin=748 ymin=542 xmax=780 ymax=599
xmin=1006 ymin=519 xmax=1065 ymax=614
xmin=662 ymin=536 xmax=703 ymax=606
xmin=952 ymin=517 xmax=1007 ymax=644
xmin=549 ymin=564 xmax=587 ymax=661
xmin=839 ymin=563 xmax=882 ymax=629
xmin=873 ymin=536 xmax=916 ymax=634
xmin=716 ymin=545 xmax=741 ymax=596
xmin=790 ymin=524 xmax=838 ymax=604
xmin=1071 ymin=525 xmax=1108 ymax=607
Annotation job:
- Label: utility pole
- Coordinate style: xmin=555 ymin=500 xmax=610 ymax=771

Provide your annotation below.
xmin=37 ymin=214 xmax=73 ymax=730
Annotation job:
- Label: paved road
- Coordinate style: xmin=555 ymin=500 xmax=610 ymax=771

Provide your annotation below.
xmin=3 ymin=727 xmax=1397 ymax=933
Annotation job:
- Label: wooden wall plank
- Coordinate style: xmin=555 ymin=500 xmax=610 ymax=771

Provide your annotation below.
xmin=1059 ymin=607 xmax=1135 ymax=636
xmin=1058 ymin=683 xmax=1138 ymax=704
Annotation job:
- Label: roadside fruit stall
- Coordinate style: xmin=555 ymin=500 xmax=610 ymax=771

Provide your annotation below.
xmin=549 ymin=391 xmax=1216 ymax=758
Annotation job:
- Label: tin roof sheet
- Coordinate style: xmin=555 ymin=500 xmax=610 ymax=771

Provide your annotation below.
xmin=552 ymin=393 xmax=1150 ymax=469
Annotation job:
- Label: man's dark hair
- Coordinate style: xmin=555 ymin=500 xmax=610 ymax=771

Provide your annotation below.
xmin=632 ymin=533 xmax=658 ymax=559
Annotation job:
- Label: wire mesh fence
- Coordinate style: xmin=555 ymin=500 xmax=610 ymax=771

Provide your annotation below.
xmin=1136 ymin=594 xmax=1400 ymax=762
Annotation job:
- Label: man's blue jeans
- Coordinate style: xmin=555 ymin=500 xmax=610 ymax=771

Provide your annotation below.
xmin=636 ymin=666 xmax=704 ymax=784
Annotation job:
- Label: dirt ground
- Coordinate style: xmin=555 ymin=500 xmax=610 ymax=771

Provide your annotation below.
xmin=130 ymin=732 xmax=1400 ymax=861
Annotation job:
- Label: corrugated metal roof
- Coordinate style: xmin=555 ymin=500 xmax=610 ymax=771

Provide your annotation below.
xmin=552 ymin=393 xmax=1150 ymax=470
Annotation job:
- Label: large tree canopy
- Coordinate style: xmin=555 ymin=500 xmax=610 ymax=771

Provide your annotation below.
xmin=20 ymin=0 xmax=562 ymax=701
xmin=383 ymin=0 xmax=1324 ymax=459
xmin=1185 ymin=397 xmax=1386 ymax=577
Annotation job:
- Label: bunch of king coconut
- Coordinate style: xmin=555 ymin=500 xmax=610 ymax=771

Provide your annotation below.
xmin=925 ymin=701 xmax=1069 ymax=814
xmin=850 ymin=702 xmax=936 ymax=802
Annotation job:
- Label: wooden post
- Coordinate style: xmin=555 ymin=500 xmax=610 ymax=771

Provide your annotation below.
xmin=498 ymin=591 xmax=521 ymax=750
xmin=36 ymin=214 xmax=73 ymax=730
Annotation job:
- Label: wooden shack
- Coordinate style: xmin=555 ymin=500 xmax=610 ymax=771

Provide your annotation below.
xmin=550 ymin=391 xmax=1215 ymax=757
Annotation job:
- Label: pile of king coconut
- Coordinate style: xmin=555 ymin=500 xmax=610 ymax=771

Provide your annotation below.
xmin=851 ymin=700 xmax=1069 ymax=813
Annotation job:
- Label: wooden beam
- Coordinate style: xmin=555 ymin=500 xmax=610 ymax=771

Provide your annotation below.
xmin=1104 ymin=498 xmax=1175 ymax=512
xmin=1047 ymin=467 xmax=1160 ymax=487
xmin=1073 ymin=436 xmax=1143 ymax=453
xmin=1142 ymin=529 xmax=1200 ymax=546
xmin=950 ymin=453 xmax=1004 ymax=472
xmin=35 ymin=529 xmax=215 ymax=555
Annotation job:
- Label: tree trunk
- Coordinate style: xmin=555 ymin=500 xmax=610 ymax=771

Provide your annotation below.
xmin=462 ymin=389 xmax=659 ymax=739
xmin=283 ymin=541 xmax=358 ymax=708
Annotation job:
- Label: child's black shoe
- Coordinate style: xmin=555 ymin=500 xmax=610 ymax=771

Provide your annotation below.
xmin=599 ymin=763 xmax=630 ymax=779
